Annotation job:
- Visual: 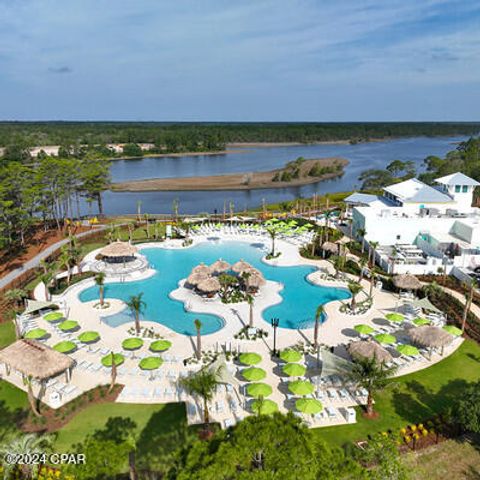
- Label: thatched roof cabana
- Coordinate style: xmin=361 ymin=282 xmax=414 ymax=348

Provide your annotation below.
xmin=408 ymin=325 xmax=453 ymax=348
xmin=191 ymin=263 xmax=212 ymax=276
xmin=321 ymin=241 xmax=339 ymax=254
xmin=100 ymin=240 xmax=138 ymax=258
xmin=232 ymin=259 xmax=252 ymax=273
xmin=245 ymin=273 xmax=266 ymax=289
xmin=393 ymin=274 xmax=422 ymax=290
xmin=210 ymin=259 xmax=231 ymax=274
xmin=197 ymin=277 xmax=221 ymax=293
xmin=186 ymin=272 xmax=209 ymax=287
xmin=0 ymin=339 xmax=74 ymax=380
xmin=348 ymin=340 xmax=393 ymax=363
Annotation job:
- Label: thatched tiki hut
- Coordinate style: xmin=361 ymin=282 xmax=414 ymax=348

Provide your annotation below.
xmin=392 ymin=274 xmax=422 ymax=292
xmin=348 ymin=340 xmax=393 ymax=364
xmin=191 ymin=263 xmax=212 ymax=276
xmin=100 ymin=240 xmax=138 ymax=264
xmin=232 ymin=259 xmax=252 ymax=274
xmin=186 ymin=272 xmax=209 ymax=288
xmin=243 ymin=270 xmax=266 ymax=293
xmin=408 ymin=325 xmax=453 ymax=357
xmin=321 ymin=241 xmax=338 ymax=255
xmin=0 ymin=339 xmax=75 ymax=414
xmin=197 ymin=277 xmax=221 ymax=297
xmin=210 ymin=259 xmax=231 ymax=275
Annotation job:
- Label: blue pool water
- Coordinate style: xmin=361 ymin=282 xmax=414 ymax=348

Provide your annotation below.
xmin=78 ymin=241 xmax=350 ymax=335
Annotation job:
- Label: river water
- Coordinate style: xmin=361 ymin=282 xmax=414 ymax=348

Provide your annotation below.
xmin=92 ymin=136 xmax=466 ymax=215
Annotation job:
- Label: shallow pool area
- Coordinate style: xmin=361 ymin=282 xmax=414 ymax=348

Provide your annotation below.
xmin=78 ymin=241 xmax=350 ymax=335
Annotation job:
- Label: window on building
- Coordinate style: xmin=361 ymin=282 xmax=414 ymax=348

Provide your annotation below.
xmin=396 ymin=235 xmax=401 ymax=240
xmin=455 ymin=185 xmax=461 ymax=193
xmin=462 ymin=185 xmax=468 ymax=193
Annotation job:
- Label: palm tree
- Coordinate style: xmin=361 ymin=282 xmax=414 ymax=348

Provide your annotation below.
xmin=24 ymin=375 xmax=42 ymax=417
xmin=462 ymin=279 xmax=477 ymax=334
xmin=4 ymin=288 xmax=27 ymax=310
xmin=330 ymin=255 xmax=344 ymax=279
xmin=246 ymin=294 xmax=254 ymax=328
xmin=369 ymin=268 xmax=378 ymax=298
xmin=389 ymin=246 xmax=399 ymax=274
xmin=108 ymin=351 xmax=117 ymax=394
xmin=95 ymin=272 xmax=106 ymax=307
xmin=357 ymin=228 xmax=367 ymax=254
xmin=422 ymin=281 xmax=442 ymax=300
xmin=358 ymin=258 xmax=367 ymax=282
xmin=313 ymin=305 xmax=324 ymax=348
xmin=39 ymin=271 xmax=53 ymax=301
xmin=127 ymin=293 xmax=146 ymax=335
xmin=0 ymin=433 xmax=53 ymax=479
xmin=348 ymin=356 xmax=396 ymax=417
xmin=194 ymin=319 xmax=202 ymax=359
xmin=59 ymin=246 xmax=73 ymax=285
xmin=348 ymin=281 xmax=363 ymax=313
xmin=368 ymin=241 xmax=379 ymax=268
xmin=179 ymin=368 xmax=219 ymax=427
xmin=68 ymin=235 xmax=82 ymax=274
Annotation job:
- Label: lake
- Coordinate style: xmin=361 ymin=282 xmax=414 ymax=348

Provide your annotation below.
xmin=90 ymin=136 xmax=466 ymax=215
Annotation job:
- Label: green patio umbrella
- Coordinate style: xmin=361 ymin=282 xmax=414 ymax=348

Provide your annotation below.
xmin=139 ymin=356 xmax=163 ymax=370
xmin=288 ymin=380 xmax=314 ymax=396
xmin=101 ymin=353 xmax=125 ymax=367
xmin=246 ymin=382 xmax=272 ymax=398
xmin=239 ymin=352 xmax=262 ymax=365
xmin=413 ymin=317 xmax=430 ymax=326
xmin=279 ymin=349 xmax=302 ymax=363
xmin=242 ymin=367 xmax=266 ymax=381
xmin=43 ymin=312 xmax=64 ymax=323
xmin=385 ymin=313 xmax=405 ymax=323
xmin=354 ymin=324 xmax=375 ymax=335
xmin=78 ymin=331 xmax=100 ymax=344
xmin=122 ymin=338 xmax=144 ymax=350
xmin=443 ymin=325 xmax=462 ymax=337
xmin=296 ymin=398 xmax=323 ymax=414
xmin=374 ymin=333 xmax=396 ymax=345
xmin=282 ymin=363 xmax=306 ymax=377
xmin=53 ymin=340 xmax=76 ymax=354
xmin=58 ymin=320 xmax=79 ymax=332
xmin=396 ymin=344 xmax=419 ymax=356
xmin=251 ymin=399 xmax=278 ymax=415
xmin=24 ymin=328 xmax=48 ymax=340
xmin=150 ymin=339 xmax=172 ymax=352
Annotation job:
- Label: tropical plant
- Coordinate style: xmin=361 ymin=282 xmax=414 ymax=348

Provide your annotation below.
xmin=347 ymin=281 xmax=363 ymax=313
xmin=39 ymin=271 xmax=53 ymax=301
xmin=108 ymin=352 xmax=117 ymax=394
xmin=194 ymin=318 xmax=202 ymax=359
xmin=59 ymin=245 xmax=73 ymax=285
xmin=126 ymin=293 xmax=146 ymax=335
xmin=369 ymin=267 xmax=379 ymax=297
xmin=95 ymin=272 xmax=106 ymax=306
xmin=246 ymin=293 xmax=254 ymax=328
xmin=462 ymin=279 xmax=477 ymax=333
xmin=356 ymin=228 xmax=367 ymax=253
xmin=454 ymin=380 xmax=480 ymax=433
xmin=369 ymin=240 xmax=379 ymax=268
xmin=313 ymin=305 xmax=324 ymax=348
xmin=348 ymin=356 xmax=397 ymax=416
xmin=24 ymin=376 xmax=42 ymax=417
xmin=330 ymin=255 xmax=344 ymax=279
xmin=358 ymin=257 xmax=367 ymax=281
xmin=422 ymin=281 xmax=442 ymax=300
xmin=4 ymin=288 xmax=27 ymax=310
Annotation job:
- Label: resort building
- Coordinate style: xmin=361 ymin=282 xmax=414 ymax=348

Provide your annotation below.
xmin=346 ymin=172 xmax=480 ymax=279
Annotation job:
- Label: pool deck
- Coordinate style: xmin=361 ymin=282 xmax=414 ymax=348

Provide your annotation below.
xmin=5 ymin=231 xmax=463 ymax=429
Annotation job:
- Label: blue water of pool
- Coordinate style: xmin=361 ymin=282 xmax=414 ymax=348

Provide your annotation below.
xmin=78 ymin=241 xmax=350 ymax=335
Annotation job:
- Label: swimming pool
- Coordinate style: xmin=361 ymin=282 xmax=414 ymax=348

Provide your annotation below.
xmin=78 ymin=240 xmax=350 ymax=335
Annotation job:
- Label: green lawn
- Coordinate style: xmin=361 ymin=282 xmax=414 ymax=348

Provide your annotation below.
xmin=314 ymin=339 xmax=480 ymax=447
xmin=0 ymin=321 xmax=15 ymax=349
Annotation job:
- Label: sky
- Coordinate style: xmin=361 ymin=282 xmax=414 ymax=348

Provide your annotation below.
xmin=0 ymin=0 xmax=479 ymax=121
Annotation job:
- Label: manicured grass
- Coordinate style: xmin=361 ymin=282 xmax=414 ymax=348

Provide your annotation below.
xmin=314 ymin=340 xmax=480 ymax=447
xmin=0 ymin=321 xmax=16 ymax=348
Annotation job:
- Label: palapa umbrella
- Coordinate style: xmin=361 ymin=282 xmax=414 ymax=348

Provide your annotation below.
xmin=58 ymin=320 xmax=79 ymax=332
xmin=122 ymin=338 xmax=144 ymax=350
xmin=139 ymin=356 xmax=163 ymax=379
xmin=392 ymin=274 xmax=422 ymax=291
xmin=197 ymin=277 xmax=221 ymax=293
xmin=251 ymin=399 xmax=278 ymax=415
xmin=53 ymin=340 xmax=77 ymax=354
xmin=348 ymin=341 xmax=393 ymax=363
xmin=210 ymin=259 xmax=231 ymax=274
xmin=232 ymin=259 xmax=252 ymax=273
xmin=282 ymin=363 xmax=306 ymax=377
xmin=191 ymin=263 xmax=212 ymax=276
xmin=150 ymin=339 xmax=172 ymax=352
xmin=186 ymin=272 xmax=208 ymax=286
xmin=408 ymin=325 xmax=453 ymax=348
xmin=100 ymin=240 xmax=137 ymax=258
xmin=354 ymin=324 xmax=375 ymax=335
xmin=279 ymin=349 xmax=303 ymax=363
xmin=385 ymin=313 xmax=405 ymax=323
xmin=43 ymin=312 xmax=64 ymax=323
xmin=413 ymin=317 xmax=430 ymax=326
xmin=242 ymin=367 xmax=266 ymax=381
xmin=245 ymin=273 xmax=266 ymax=289
xmin=296 ymin=398 xmax=323 ymax=414
xmin=239 ymin=352 xmax=262 ymax=365
xmin=443 ymin=325 xmax=462 ymax=337
xmin=288 ymin=380 xmax=314 ymax=396
xmin=101 ymin=353 xmax=125 ymax=367
xmin=396 ymin=344 xmax=419 ymax=356
xmin=246 ymin=382 xmax=272 ymax=398
xmin=321 ymin=241 xmax=339 ymax=254
xmin=374 ymin=333 xmax=396 ymax=345
xmin=78 ymin=331 xmax=100 ymax=344
xmin=24 ymin=328 xmax=48 ymax=340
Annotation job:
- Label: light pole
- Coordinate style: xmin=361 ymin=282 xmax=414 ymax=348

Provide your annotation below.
xmin=271 ymin=317 xmax=279 ymax=356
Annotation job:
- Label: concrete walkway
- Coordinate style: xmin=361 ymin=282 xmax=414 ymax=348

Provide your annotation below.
xmin=0 ymin=227 xmax=106 ymax=290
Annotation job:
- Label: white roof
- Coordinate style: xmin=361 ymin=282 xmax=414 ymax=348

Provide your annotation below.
xmin=435 ymin=172 xmax=480 ymax=187
xmin=383 ymin=178 xmax=453 ymax=204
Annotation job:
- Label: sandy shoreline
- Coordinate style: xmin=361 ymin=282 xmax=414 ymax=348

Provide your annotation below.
xmin=111 ymin=157 xmax=348 ymax=192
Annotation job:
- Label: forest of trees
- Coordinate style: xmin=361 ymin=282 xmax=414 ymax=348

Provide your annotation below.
xmin=0 ymin=121 xmax=478 ymax=148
